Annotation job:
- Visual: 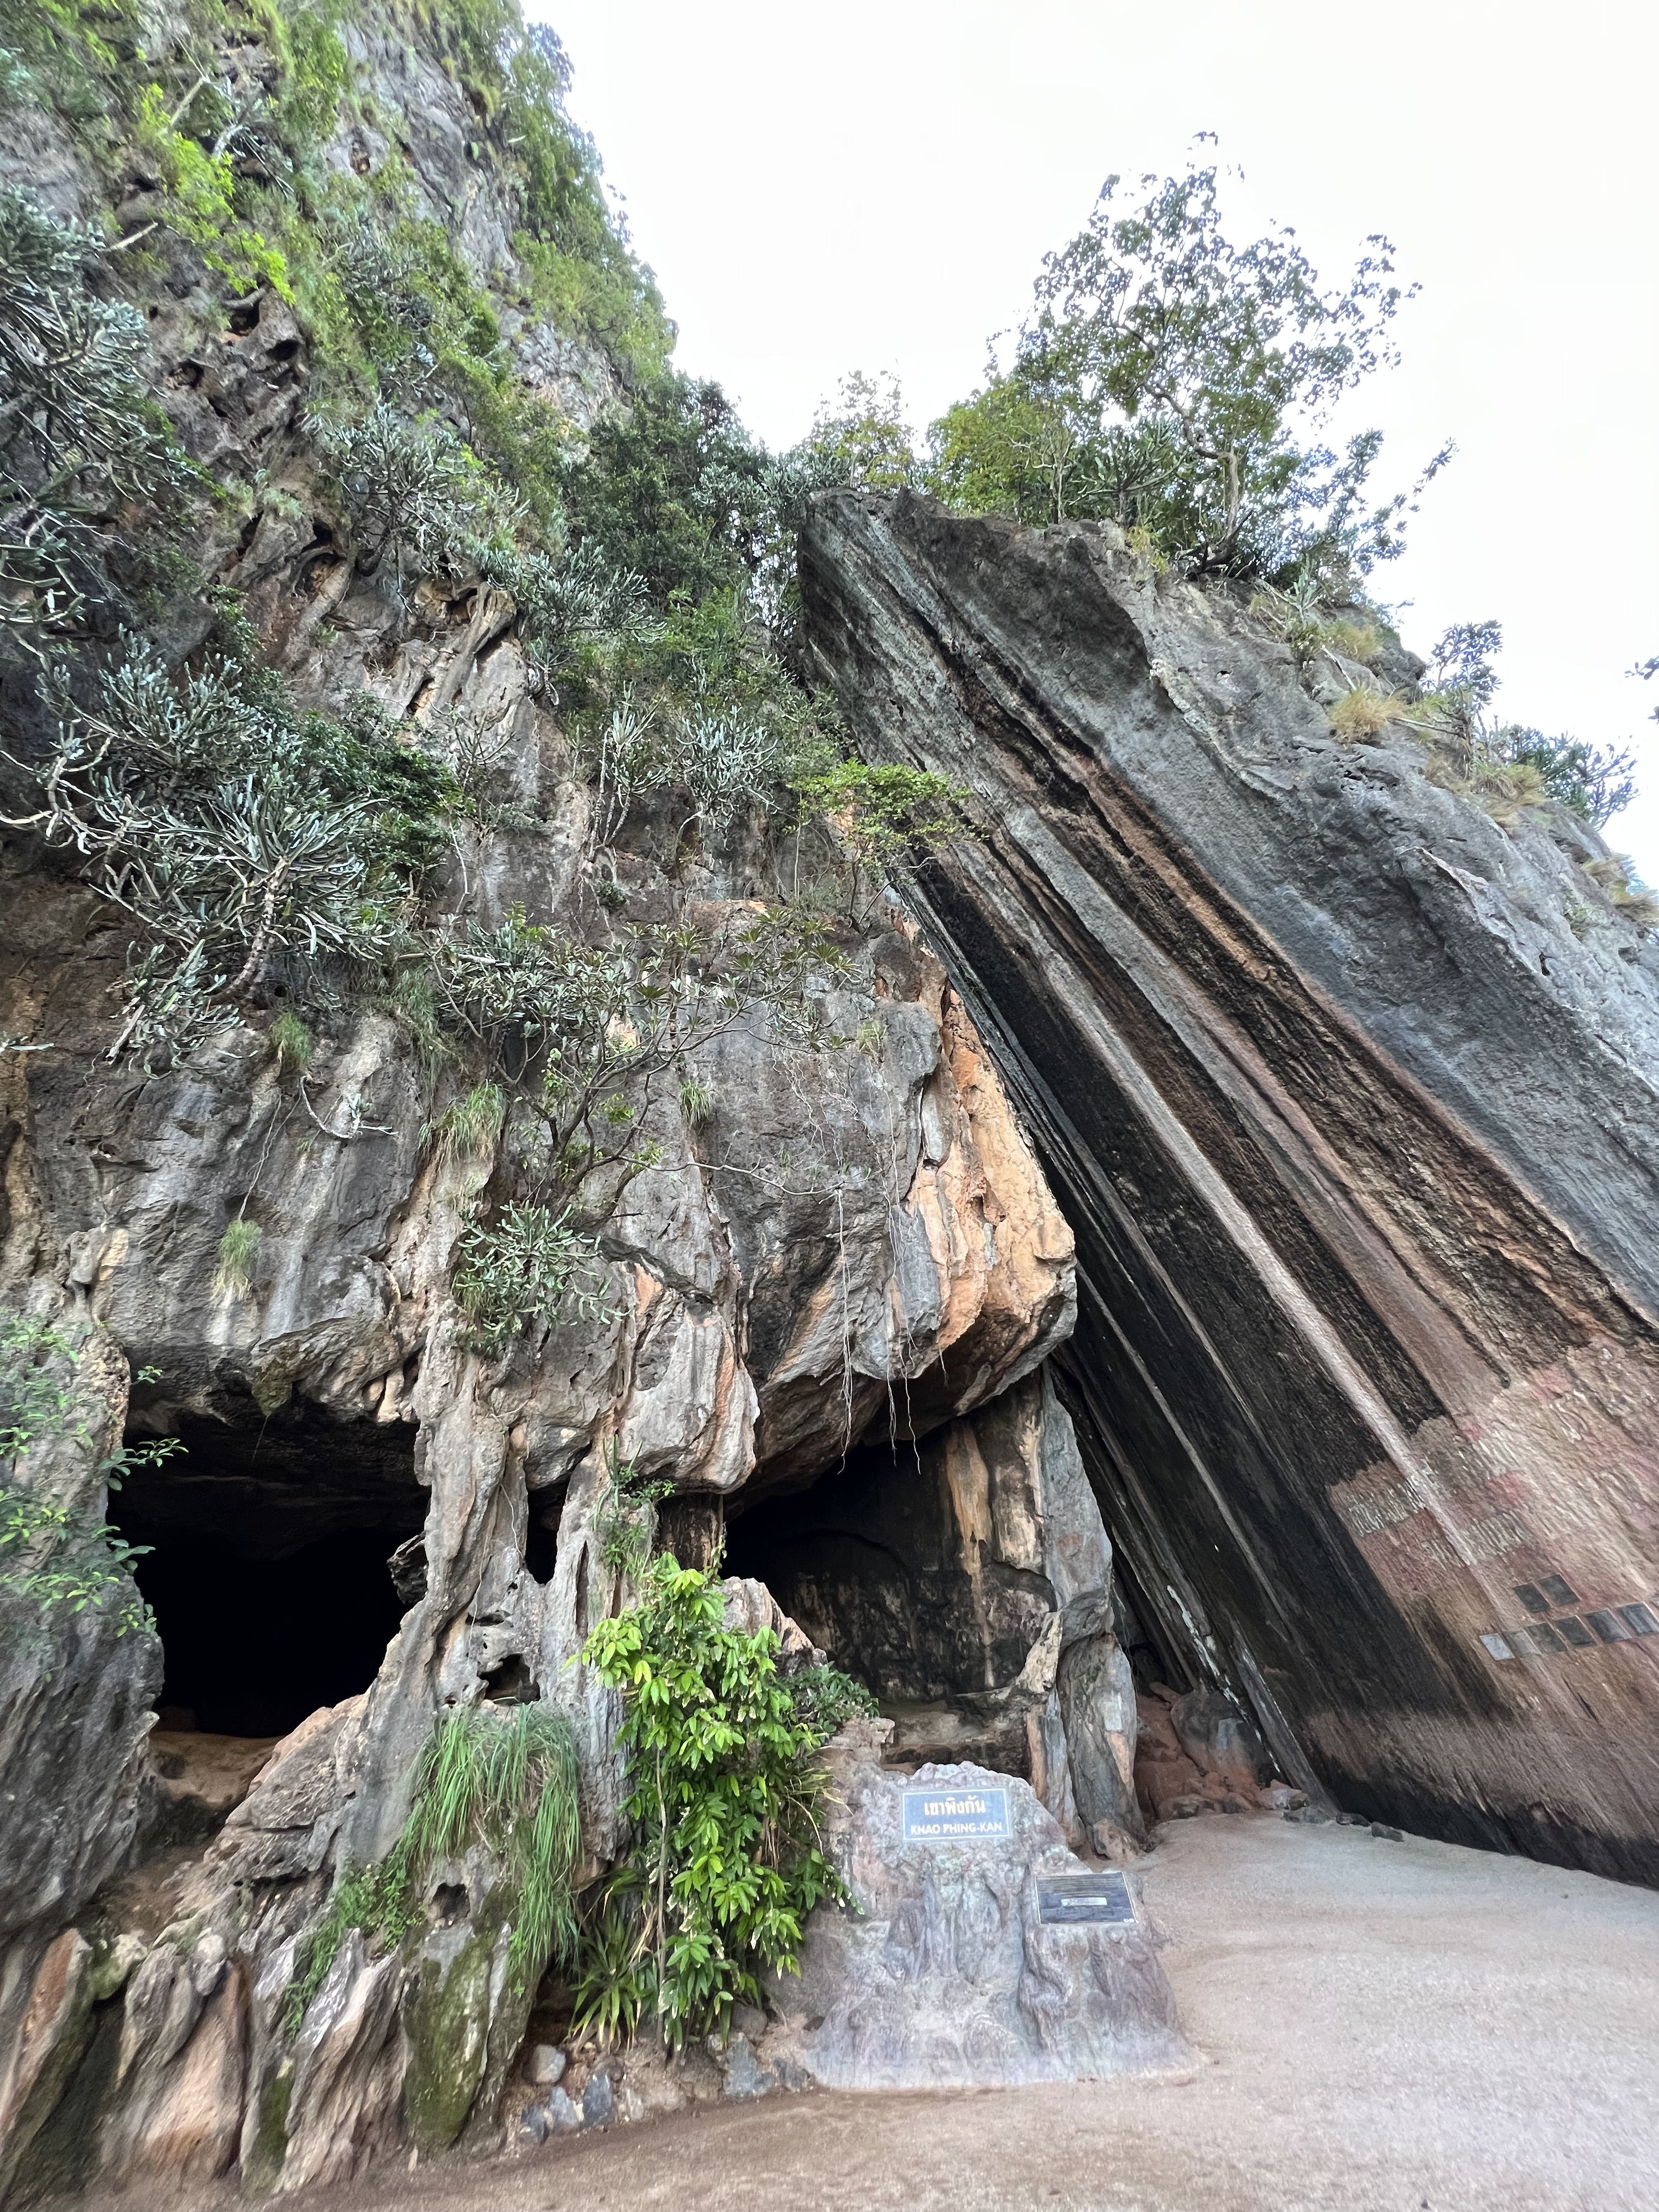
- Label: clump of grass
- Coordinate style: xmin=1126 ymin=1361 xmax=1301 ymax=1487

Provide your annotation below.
xmin=425 ymin=1081 xmax=505 ymax=1168
xmin=268 ymin=1009 xmax=314 ymax=1078
xmin=677 ymin=1074 xmax=714 ymax=1128
xmin=1125 ymin=523 xmax=1170 ymax=576
xmin=1329 ymin=686 xmax=1411 ymax=743
xmin=1465 ymin=757 xmax=1549 ymax=827
xmin=1321 ymin=618 xmax=1382 ymax=665
xmin=213 ymin=1217 xmax=263 ymax=1299
xmin=284 ymin=1702 xmax=582 ymax=2033
xmin=389 ymin=969 xmax=460 ymax=1077
xmin=1582 ymin=854 xmax=1659 ymax=931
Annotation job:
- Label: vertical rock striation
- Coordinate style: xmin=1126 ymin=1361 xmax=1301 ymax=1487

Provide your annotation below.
xmin=802 ymin=487 xmax=1659 ymax=1882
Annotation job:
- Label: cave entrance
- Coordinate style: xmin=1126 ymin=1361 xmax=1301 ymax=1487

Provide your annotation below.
xmin=113 ymin=1404 xmax=426 ymax=1743
xmin=723 ymin=1425 xmax=1058 ymax=1775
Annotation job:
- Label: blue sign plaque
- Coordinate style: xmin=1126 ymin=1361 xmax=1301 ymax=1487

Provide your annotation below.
xmin=901 ymin=1785 xmax=1012 ymax=1842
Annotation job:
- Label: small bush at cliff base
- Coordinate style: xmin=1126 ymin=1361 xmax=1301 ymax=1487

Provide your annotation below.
xmin=576 ymin=1557 xmax=851 ymax=2047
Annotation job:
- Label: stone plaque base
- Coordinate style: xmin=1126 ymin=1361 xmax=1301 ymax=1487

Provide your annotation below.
xmin=770 ymin=1741 xmax=1188 ymax=2090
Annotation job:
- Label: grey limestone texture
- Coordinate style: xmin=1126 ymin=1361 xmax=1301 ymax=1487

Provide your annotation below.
xmin=773 ymin=1740 xmax=1186 ymax=2091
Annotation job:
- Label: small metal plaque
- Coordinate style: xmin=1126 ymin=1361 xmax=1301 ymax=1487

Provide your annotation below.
xmin=1036 ymin=1871 xmax=1135 ymax=1926
xmin=901 ymin=1786 xmax=1011 ymax=1842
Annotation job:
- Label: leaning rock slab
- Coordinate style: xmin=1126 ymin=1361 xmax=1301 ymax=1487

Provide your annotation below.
xmin=779 ymin=1751 xmax=1186 ymax=2089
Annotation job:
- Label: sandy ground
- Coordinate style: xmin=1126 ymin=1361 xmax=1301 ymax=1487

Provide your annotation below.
xmin=133 ymin=1814 xmax=1659 ymax=2212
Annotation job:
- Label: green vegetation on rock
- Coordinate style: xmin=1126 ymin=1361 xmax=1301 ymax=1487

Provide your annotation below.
xmin=285 ymin=1699 xmax=583 ymax=2047
xmin=575 ymin=1556 xmax=864 ymax=2047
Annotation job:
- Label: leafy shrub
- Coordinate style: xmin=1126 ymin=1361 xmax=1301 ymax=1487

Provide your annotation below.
xmin=451 ymin=1201 xmax=617 ymax=1355
xmin=6 ymin=640 xmax=453 ymax=1055
xmin=559 ymin=374 xmax=777 ymax=606
xmin=431 ymin=905 xmax=837 ymax=1217
xmin=926 ymin=155 xmax=1449 ymax=581
xmin=785 ymin=1662 xmax=879 ymax=1740
xmin=794 ymin=760 xmax=975 ymax=919
xmin=593 ymin=1445 xmax=672 ymax=1581
xmin=1406 ymin=622 xmax=1639 ymax=828
xmin=0 ymin=1310 xmax=178 ymax=1637
xmin=1486 ymin=727 xmax=1636 ymax=828
xmin=287 ymin=1700 xmax=582 ymax=2030
xmin=805 ymin=371 xmax=916 ymax=491
xmin=576 ymin=1557 xmax=851 ymax=2046
xmin=133 ymin=84 xmax=292 ymax=299
xmin=0 ymin=186 xmax=193 ymax=635
xmin=314 ymin=404 xmax=519 ymax=603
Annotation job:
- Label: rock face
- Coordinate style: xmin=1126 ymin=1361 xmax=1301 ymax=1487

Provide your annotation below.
xmin=0 ymin=50 xmax=1123 ymax=2190
xmin=0 ymin=29 xmax=1097 ymax=2199
xmin=773 ymin=1733 xmax=1186 ymax=2090
xmin=729 ymin=1366 xmax=1142 ymax=1848
xmin=802 ymin=488 xmax=1659 ymax=1885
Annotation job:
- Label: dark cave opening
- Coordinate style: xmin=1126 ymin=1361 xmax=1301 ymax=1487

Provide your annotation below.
xmin=725 ymin=1428 xmax=1058 ymax=1774
xmin=112 ymin=1405 xmax=427 ymax=1740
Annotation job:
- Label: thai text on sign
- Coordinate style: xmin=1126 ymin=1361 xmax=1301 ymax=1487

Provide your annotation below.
xmin=900 ymin=1786 xmax=1012 ymax=1841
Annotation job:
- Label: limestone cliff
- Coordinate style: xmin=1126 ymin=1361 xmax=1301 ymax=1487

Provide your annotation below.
xmin=802 ymin=487 xmax=1659 ymax=1884
xmin=0 ymin=10 xmax=1119 ymax=2197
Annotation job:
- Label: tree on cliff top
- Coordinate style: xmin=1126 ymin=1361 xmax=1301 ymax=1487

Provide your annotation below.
xmin=929 ymin=152 xmax=1449 ymax=583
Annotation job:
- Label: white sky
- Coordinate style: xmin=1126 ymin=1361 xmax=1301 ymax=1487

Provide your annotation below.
xmin=535 ymin=0 xmax=1659 ymax=877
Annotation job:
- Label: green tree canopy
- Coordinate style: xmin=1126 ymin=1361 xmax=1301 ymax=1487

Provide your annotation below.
xmin=928 ymin=154 xmax=1450 ymax=582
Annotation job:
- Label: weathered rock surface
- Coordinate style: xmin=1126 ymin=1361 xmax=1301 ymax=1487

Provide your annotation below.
xmin=731 ymin=1366 xmax=1141 ymax=1846
xmin=0 ymin=67 xmax=1083 ymax=2192
xmin=773 ymin=1736 xmax=1186 ymax=2090
xmin=802 ymin=488 xmax=1659 ymax=1883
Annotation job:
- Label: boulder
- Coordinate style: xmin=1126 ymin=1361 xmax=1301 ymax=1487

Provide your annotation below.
xmin=775 ymin=1750 xmax=1187 ymax=2090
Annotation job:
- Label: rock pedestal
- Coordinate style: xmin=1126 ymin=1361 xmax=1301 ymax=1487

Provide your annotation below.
xmin=774 ymin=1736 xmax=1187 ymax=2090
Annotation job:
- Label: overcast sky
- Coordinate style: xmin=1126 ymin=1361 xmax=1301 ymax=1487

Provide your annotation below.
xmin=535 ymin=0 xmax=1659 ymax=877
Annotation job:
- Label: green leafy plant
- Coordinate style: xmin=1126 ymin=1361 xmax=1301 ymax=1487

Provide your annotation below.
xmin=794 ymin=760 xmax=975 ymax=921
xmin=0 ymin=186 xmax=194 ymax=637
xmin=927 ymin=153 xmax=1450 ymax=580
xmin=785 ymin=1662 xmax=879 ymax=1740
xmin=286 ymin=1700 xmax=582 ymax=2031
xmin=1486 ymin=727 xmax=1636 ymax=827
xmin=312 ymin=404 xmax=520 ymax=610
xmin=577 ymin=1557 xmax=851 ymax=2048
xmin=593 ymin=1444 xmax=672 ymax=1582
xmin=4 ymin=638 xmax=454 ymax=1058
xmin=451 ymin=1201 xmax=617 ymax=1355
xmin=804 ymin=371 xmax=916 ymax=491
xmin=0 ymin=1310 xmax=177 ymax=1638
